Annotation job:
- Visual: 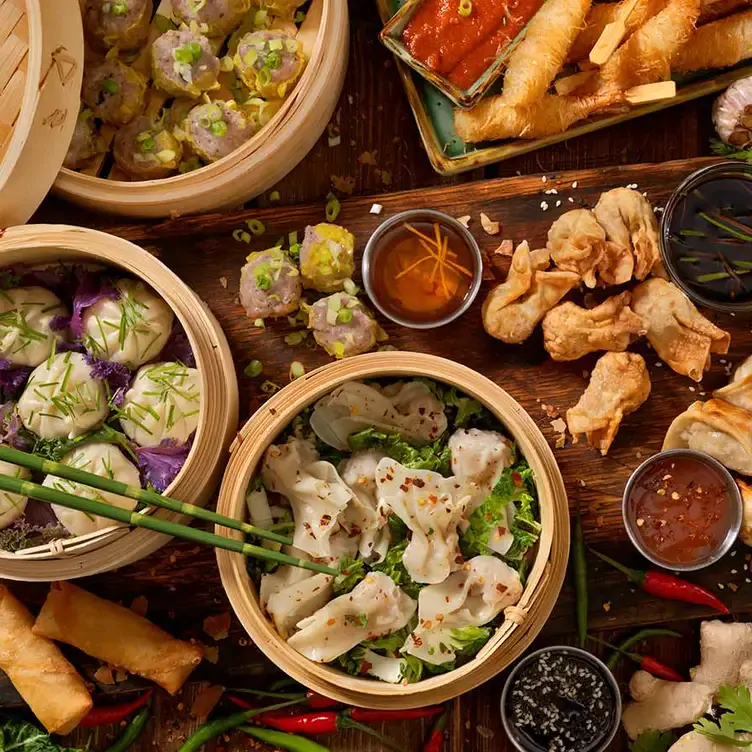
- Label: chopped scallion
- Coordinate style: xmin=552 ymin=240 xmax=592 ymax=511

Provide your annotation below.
xmin=244 ymin=359 xmax=263 ymax=378
xmin=247 ymin=219 xmax=266 ymax=236
xmin=289 ymin=361 xmax=305 ymax=380
xmin=458 ymin=0 xmax=473 ymax=14
xmin=261 ymin=380 xmax=279 ymax=394
xmin=325 ymin=194 xmax=341 ymax=222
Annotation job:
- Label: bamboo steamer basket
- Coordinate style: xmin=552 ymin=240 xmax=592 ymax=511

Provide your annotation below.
xmin=0 ymin=224 xmax=239 ymax=581
xmin=216 ymin=352 xmax=570 ymax=708
xmin=51 ymin=0 xmax=349 ymax=218
xmin=0 ymin=0 xmax=83 ymax=226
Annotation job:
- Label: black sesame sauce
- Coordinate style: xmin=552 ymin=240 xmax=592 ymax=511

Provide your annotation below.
xmin=506 ymin=650 xmax=616 ymax=752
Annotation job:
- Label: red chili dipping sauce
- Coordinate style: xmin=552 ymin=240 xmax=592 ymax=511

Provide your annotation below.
xmin=401 ymin=0 xmax=543 ymax=90
xmin=625 ymin=456 xmax=734 ymax=566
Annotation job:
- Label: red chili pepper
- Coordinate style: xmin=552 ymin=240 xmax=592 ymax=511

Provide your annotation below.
xmin=306 ymin=691 xmax=339 ymax=708
xmin=79 ymin=689 xmax=153 ymax=727
xmin=423 ymin=709 xmax=449 ymax=752
xmin=226 ymin=691 xmax=336 ymax=711
xmin=590 ymin=636 xmax=683 ymax=682
xmin=591 ymin=549 xmax=729 ymax=614
xmin=349 ymin=707 xmax=444 ymax=724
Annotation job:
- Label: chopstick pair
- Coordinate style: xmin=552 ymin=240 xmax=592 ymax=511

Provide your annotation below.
xmin=0 ymin=445 xmax=338 ymax=576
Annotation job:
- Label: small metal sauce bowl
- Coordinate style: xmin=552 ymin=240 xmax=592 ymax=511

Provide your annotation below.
xmin=500 ymin=646 xmax=622 ymax=752
xmin=622 ymin=448 xmax=743 ymax=572
xmin=659 ymin=160 xmax=752 ymax=314
xmin=362 ymin=209 xmax=483 ymax=330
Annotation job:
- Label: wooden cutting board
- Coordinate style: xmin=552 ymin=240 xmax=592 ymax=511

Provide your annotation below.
xmin=3 ymin=156 xmax=751 ymax=751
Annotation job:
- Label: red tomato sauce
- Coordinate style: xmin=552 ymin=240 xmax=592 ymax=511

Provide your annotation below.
xmin=625 ymin=456 xmax=733 ymax=566
xmin=401 ymin=0 xmax=543 ymax=90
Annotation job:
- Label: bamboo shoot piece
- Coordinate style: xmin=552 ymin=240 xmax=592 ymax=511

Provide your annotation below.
xmin=625 ymin=80 xmax=676 ymax=105
xmin=589 ymin=0 xmax=641 ymax=64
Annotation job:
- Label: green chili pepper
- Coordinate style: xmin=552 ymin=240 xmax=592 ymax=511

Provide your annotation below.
xmin=179 ymin=699 xmax=303 ymax=752
xmin=605 ymin=628 xmax=683 ymax=670
xmin=572 ymin=504 xmax=587 ymax=649
xmin=239 ymin=725 xmax=331 ymax=752
xmin=104 ymin=702 xmax=152 ymax=752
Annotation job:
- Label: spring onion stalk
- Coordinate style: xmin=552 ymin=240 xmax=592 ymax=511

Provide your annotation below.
xmin=697 ymin=272 xmax=731 ymax=283
xmin=325 ymin=194 xmax=341 ymax=222
xmin=699 ymin=211 xmax=752 ymax=242
xmin=0 ymin=470 xmax=336 ymax=574
xmin=244 ymin=359 xmax=263 ymax=378
xmin=0 ymin=445 xmax=292 ymax=546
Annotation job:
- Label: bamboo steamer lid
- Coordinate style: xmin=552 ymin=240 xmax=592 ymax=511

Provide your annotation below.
xmin=51 ymin=0 xmax=349 ymax=218
xmin=0 ymin=224 xmax=239 ymax=581
xmin=0 ymin=0 xmax=83 ymax=226
xmin=216 ymin=352 xmax=570 ymax=709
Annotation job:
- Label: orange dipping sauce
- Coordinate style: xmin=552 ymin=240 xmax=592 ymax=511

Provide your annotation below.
xmin=401 ymin=0 xmax=543 ymax=90
xmin=625 ymin=456 xmax=735 ymax=566
xmin=368 ymin=221 xmax=476 ymax=325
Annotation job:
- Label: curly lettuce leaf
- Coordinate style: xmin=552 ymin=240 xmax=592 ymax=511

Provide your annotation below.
xmin=0 ymin=715 xmax=81 ymax=751
xmin=417 ymin=379 xmax=496 ymax=430
xmin=371 ymin=540 xmax=424 ymax=599
xmin=451 ymin=625 xmax=493 ymax=659
xmin=348 ymin=428 xmax=451 ymax=476
xmin=461 ymin=461 xmax=541 ymax=566
xmin=333 ymin=555 xmax=367 ymax=595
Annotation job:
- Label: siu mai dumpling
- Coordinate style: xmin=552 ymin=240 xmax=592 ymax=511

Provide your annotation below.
xmin=376 ymin=458 xmax=469 ymax=584
xmin=542 ymin=292 xmax=646 ymax=362
xmin=663 ymin=399 xmax=752 ymax=475
xmin=482 ymin=241 xmax=580 ymax=344
xmin=567 ymin=352 xmax=651 ymax=455
xmin=593 ymin=188 xmax=661 ymax=280
xmin=631 ymin=278 xmax=730 ymax=382
xmin=287 ymin=572 xmax=416 ymax=662
xmin=715 ymin=355 xmax=752 ymax=411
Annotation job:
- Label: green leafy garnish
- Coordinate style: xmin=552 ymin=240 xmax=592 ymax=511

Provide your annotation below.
xmin=695 ymin=685 xmax=752 ymax=746
xmin=418 ymin=378 xmax=494 ymax=429
xmin=333 ymin=555 xmax=366 ymax=594
xmin=629 ymin=730 xmax=678 ymax=752
xmin=0 ymin=715 xmax=81 ymax=751
xmin=33 ymin=424 xmax=136 ymax=463
xmin=345 ymin=613 xmax=368 ymax=628
xmin=461 ymin=461 xmax=541 ymax=566
xmin=450 ymin=625 xmax=493 ymax=659
xmin=348 ymin=428 xmax=451 ymax=476
xmin=372 ymin=540 xmax=423 ymax=599
xmin=711 ymin=138 xmax=752 ymax=163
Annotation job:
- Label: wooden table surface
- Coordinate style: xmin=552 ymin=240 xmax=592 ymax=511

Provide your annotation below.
xmin=11 ymin=2 xmax=746 ymax=751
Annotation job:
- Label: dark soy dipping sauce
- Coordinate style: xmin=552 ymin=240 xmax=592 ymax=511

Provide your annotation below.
xmin=506 ymin=651 xmax=616 ymax=752
xmin=667 ymin=175 xmax=752 ymax=303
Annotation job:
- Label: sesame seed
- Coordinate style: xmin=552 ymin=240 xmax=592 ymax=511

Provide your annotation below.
xmin=572 ymin=181 xmax=578 ymax=188
xmin=541 ymin=201 xmax=549 ymax=211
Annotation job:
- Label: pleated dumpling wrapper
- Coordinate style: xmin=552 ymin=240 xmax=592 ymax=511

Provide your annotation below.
xmin=0 ymin=585 xmax=92 ymax=734
xmin=32 ymin=582 xmax=203 ymax=695
xmin=715 ymin=354 xmax=752 ymax=411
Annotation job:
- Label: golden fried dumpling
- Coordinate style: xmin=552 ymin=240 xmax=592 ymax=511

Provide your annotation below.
xmin=566 ymin=352 xmax=651 ymax=455
xmin=738 ymin=479 xmax=752 ymax=547
xmin=631 ymin=278 xmax=730 ymax=382
xmin=542 ymin=292 xmax=646 ymax=362
xmin=663 ymin=399 xmax=752 ymax=475
xmin=716 ymin=355 xmax=752 ymax=411
xmin=482 ymin=241 xmax=580 ymax=344
xmin=593 ymin=188 xmax=661 ymax=280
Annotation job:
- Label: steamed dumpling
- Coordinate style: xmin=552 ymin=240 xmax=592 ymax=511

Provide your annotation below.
xmin=264 ymin=571 xmax=334 ymax=639
xmin=287 ymin=572 xmax=416 ymax=662
xmin=82 ymin=279 xmax=174 ymax=368
xmin=310 ymin=380 xmax=447 ymax=451
xmin=403 ymin=555 xmax=522 ymax=665
xmin=448 ymin=428 xmax=514 ymax=513
xmin=0 ymin=461 xmax=31 ymax=530
xmin=44 ymin=443 xmax=140 ymax=536
xmin=118 ymin=362 xmax=200 ymax=448
xmin=376 ymin=458 xmax=469 ymax=584
xmin=17 ymin=352 xmax=108 ymax=439
xmin=663 ymin=399 xmax=752 ymax=475
xmin=0 ymin=287 xmax=68 ymax=366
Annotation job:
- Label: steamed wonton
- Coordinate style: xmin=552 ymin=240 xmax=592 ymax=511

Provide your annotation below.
xmin=482 ymin=241 xmax=580 ymax=344
xmin=631 ymin=278 xmax=730 ymax=382
xmin=663 ymin=399 xmax=752 ymax=475
xmin=567 ymin=352 xmax=651 ymax=455
xmin=310 ymin=380 xmax=447 ymax=450
xmin=547 ymin=209 xmax=633 ymax=287
xmin=715 ymin=355 xmax=752 ymax=411
xmin=593 ymin=187 xmax=660 ymax=280
xmin=542 ymin=291 xmax=646 ymax=361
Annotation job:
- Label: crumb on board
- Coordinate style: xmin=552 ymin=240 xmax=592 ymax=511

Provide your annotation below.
xmin=330 ymin=175 xmax=355 ymax=194
xmin=370 ymin=203 xmax=383 ymax=215
xmin=730 ymin=583 xmax=739 ymax=593
xmin=493 ymin=238 xmax=514 ymax=256
xmin=219 ymin=276 xmax=228 ymax=289
xmin=358 ymin=151 xmax=378 ymax=166
xmin=191 ymin=685 xmax=225 ymax=719
xmin=456 ymin=215 xmax=471 ymax=228
xmin=203 ymin=612 xmax=232 ymax=641
xmin=550 ymin=417 xmax=567 ymax=434
xmin=480 ymin=212 xmax=500 ymax=235
xmin=603 ymin=602 xmax=611 ymax=612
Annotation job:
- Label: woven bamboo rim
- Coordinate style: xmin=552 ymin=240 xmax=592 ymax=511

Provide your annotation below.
xmin=0 ymin=224 xmax=239 ymax=581
xmin=52 ymin=0 xmax=349 ymax=218
xmin=0 ymin=0 xmax=83 ymax=226
xmin=217 ymin=352 xmax=569 ymax=708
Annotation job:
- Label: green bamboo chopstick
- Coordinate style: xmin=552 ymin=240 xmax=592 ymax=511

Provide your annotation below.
xmin=0 ymin=471 xmax=337 ymax=576
xmin=0 ymin=445 xmax=292 ymax=547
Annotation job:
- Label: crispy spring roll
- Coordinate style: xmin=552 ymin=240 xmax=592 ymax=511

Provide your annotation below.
xmin=501 ymin=0 xmax=593 ymax=107
xmin=567 ymin=0 xmax=667 ymax=62
xmin=454 ymin=91 xmax=624 ymax=142
xmin=0 ymin=585 xmax=92 ymax=734
xmin=674 ymin=8 xmax=752 ymax=72
xmin=32 ymin=582 xmax=203 ymax=695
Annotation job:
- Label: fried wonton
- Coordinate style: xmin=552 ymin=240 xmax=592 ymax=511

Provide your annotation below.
xmin=482 ymin=241 xmax=580 ymax=344
xmin=566 ymin=351 xmax=651 ymax=455
xmin=542 ymin=292 xmax=646 ymax=361
xmin=593 ymin=188 xmax=661 ymax=280
xmin=631 ymin=278 xmax=731 ymax=381
xmin=715 ymin=355 xmax=752 ymax=411
xmin=663 ymin=399 xmax=752 ymax=475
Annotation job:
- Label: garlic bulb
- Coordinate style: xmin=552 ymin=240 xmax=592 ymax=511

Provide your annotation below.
xmin=713 ymin=76 xmax=752 ymax=147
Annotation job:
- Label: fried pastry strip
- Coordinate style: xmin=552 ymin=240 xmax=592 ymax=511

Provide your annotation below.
xmin=502 ymin=0 xmax=592 ymax=107
xmin=674 ymin=8 xmax=752 ymax=72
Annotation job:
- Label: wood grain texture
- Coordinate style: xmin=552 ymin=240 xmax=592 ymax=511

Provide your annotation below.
xmin=9 ymin=1 xmax=750 ymax=748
